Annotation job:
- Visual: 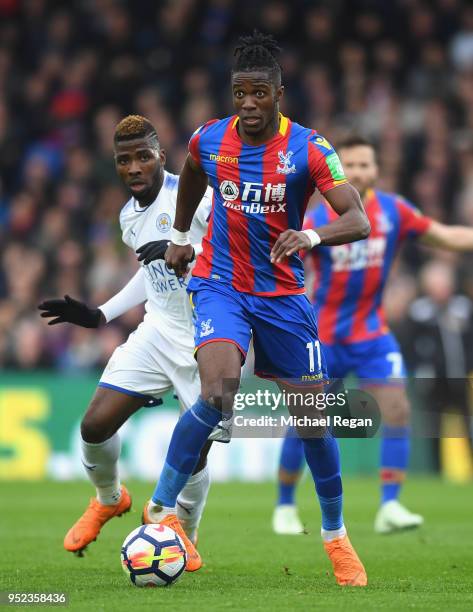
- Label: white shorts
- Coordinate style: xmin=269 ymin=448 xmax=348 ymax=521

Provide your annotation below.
xmin=99 ymin=319 xmax=200 ymax=411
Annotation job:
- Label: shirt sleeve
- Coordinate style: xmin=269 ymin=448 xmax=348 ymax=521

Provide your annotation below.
xmin=308 ymin=134 xmax=348 ymax=195
xmin=396 ymin=197 xmax=432 ymax=240
xmin=119 ymin=203 xmax=134 ymax=249
xmin=99 ymin=268 xmax=146 ymax=322
xmin=188 ymin=119 xmax=218 ymax=166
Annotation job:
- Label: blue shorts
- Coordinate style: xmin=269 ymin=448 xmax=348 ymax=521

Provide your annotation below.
xmin=188 ymin=278 xmax=327 ymax=384
xmin=323 ymin=333 xmax=406 ymax=381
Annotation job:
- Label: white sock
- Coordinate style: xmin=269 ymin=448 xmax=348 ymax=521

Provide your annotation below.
xmin=321 ymin=524 xmax=347 ymax=542
xmin=176 ymin=465 xmax=210 ymax=543
xmin=81 ymin=433 xmax=122 ymax=505
xmin=147 ymin=501 xmax=176 ymax=522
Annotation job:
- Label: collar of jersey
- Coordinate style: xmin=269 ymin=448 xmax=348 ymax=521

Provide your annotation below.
xmin=133 ymin=199 xmax=148 ymax=212
xmin=231 ymin=112 xmax=290 ymax=144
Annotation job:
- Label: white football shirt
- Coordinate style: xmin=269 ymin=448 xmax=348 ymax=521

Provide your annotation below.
xmin=119 ymin=171 xmax=212 ymax=341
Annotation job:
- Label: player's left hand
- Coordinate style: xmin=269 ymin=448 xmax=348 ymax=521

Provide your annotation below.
xmin=38 ymin=295 xmax=104 ymax=328
xmin=137 ymin=240 xmax=196 ymax=266
xmin=165 ymin=243 xmax=195 ymax=277
xmin=270 ymin=230 xmax=312 ymax=263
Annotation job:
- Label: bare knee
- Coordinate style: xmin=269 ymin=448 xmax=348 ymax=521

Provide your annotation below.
xmin=378 ymin=390 xmax=411 ymax=428
xmin=200 ymin=381 xmax=238 ymax=414
xmin=81 ymin=399 xmax=115 ymax=443
xmin=198 ymin=342 xmax=241 ymax=412
xmin=388 ymin=397 xmax=410 ymax=427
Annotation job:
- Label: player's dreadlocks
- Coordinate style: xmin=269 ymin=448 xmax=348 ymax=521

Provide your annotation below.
xmin=233 ymin=30 xmax=282 ymax=84
xmin=114 ymin=115 xmax=159 ymax=145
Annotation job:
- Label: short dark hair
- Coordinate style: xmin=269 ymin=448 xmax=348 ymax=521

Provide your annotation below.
xmin=232 ymin=30 xmax=282 ymax=84
xmin=337 ymin=134 xmax=375 ymax=151
xmin=114 ymin=115 xmax=158 ymax=144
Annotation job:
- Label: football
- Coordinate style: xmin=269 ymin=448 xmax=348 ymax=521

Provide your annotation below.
xmin=121 ymin=524 xmax=186 ymax=587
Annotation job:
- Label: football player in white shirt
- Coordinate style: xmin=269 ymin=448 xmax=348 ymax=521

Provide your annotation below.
xmin=39 ymin=115 xmax=222 ymax=569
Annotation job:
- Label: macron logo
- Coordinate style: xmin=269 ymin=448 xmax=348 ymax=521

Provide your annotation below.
xmin=210 ymin=153 xmax=239 ymax=164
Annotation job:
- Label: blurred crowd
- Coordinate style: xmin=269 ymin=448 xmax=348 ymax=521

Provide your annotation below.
xmin=1 ymin=0 xmax=473 ymax=371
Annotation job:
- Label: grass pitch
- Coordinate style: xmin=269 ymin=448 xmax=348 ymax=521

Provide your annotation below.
xmin=0 ymin=478 xmax=472 ymax=611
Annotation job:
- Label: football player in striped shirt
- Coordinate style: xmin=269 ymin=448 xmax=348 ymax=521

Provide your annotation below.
xmin=274 ymin=135 xmax=473 ymax=536
xmin=143 ymin=32 xmax=371 ymax=586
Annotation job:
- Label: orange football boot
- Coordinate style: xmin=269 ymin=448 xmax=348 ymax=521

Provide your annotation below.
xmin=323 ymin=535 xmax=368 ymax=586
xmin=142 ymin=502 xmax=202 ymax=571
xmin=64 ymin=485 xmax=131 ymax=555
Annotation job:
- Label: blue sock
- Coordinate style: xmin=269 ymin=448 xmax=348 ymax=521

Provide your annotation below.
xmin=152 ymin=397 xmax=222 ymax=507
xmin=380 ymin=425 xmax=410 ymax=504
xmin=302 ymin=432 xmax=343 ymax=531
xmin=278 ymin=427 xmax=305 ymax=505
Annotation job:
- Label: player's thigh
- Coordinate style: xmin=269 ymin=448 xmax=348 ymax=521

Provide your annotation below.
xmin=354 ymin=333 xmax=407 ymax=381
xmin=364 ymin=384 xmax=410 ymax=426
xmin=322 ymin=343 xmax=351 ymax=380
xmin=251 ymin=294 xmax=328 ymax=384
xmin=98 ymin=322 xmax=174 ymax=406
xmin=355 ymin=334 xmax=410 ymax=426
xmin=197 ymin=342 xmax=243 ymax=407
xmin=190 ymin=281 xmax=251 ymax=400
xmin=81 ymin=386 xmax=144 ymax=443
xmin=168 ymin=347 xmax=202 ymax=412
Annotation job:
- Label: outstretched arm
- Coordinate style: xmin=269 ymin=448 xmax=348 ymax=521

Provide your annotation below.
xmin=271 ymin=183 xmax=370 ymax=262
xmin=419 ymin=220 xmax=473 ymax=251
xmin=39 ymin=269 xmax=146 ymax=327
xmin=99 ymin=268 xmax=146 ymax=322
xmin=166 ymin=154 xmax=209 ymax=276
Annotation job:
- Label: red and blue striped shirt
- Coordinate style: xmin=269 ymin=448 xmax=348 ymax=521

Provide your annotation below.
xmin=305 ymin=189 xmax=432 ymax=344
xmin=189 ymin=114 xmax=347 ymax=296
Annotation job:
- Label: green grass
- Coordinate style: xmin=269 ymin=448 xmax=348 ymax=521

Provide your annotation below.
xmin=0 ymin=478 xmax=472 ymax=611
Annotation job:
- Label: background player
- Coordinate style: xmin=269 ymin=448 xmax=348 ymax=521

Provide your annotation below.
xmin=39 ymin=115 xmax=221 ymax=569
xmin=144 ymin=32 xmax=372 ymax=586
xmin=273 ymin=135 xmax=473 ymax=535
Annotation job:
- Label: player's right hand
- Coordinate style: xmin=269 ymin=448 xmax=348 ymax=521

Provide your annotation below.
xmin=270 ymin=230 xmax=312 ymax=263
xmin=165 ymin=243 xmax=195 ymax=278
xmin=137 ymin=240 xmax=196 ymax=266
xmin=38 ymin=295 xmax=104 ymax=328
